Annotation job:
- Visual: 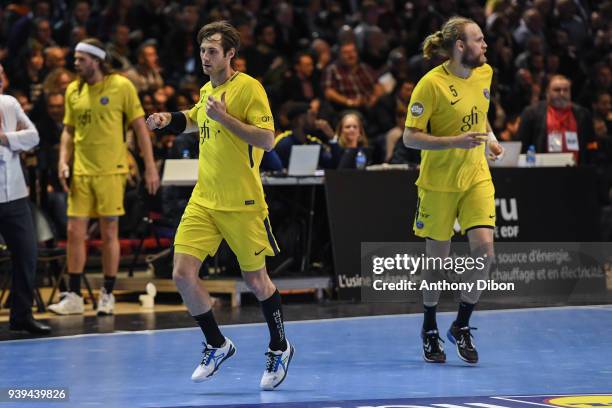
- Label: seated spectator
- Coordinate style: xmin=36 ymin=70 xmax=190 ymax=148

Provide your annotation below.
xmin=42 ymin=67 xmax=75 ymax=96
xmin=322 ymin=41 xmax=383 ymax=112
xmin=106 ymin=24 xmax=134 ymax=71
xmin=274 ymin=102 xmax=341 ymax=169
xmin=378 ymin=49 xmax=410 ymax=95
xmin=125 ymin=41 xmax=165 ymax=93
xmin=374 ymin=80 xmax=414 ymax=136
xmin=33 ymin=91 xmax=67 ymax=235
xmin=513 ymin=8 xmax=546 ymax=51
xmin=53 ymin=0 xmax=98 ymax=46
xmin=336 ymin=111 xmax=368 ymax=149
xmin=234 ymin=55 xmax=248 ymax=73
xmin=10 ymin=46 xmax=45 ymax=106
xmin=310 ymin=38 xmax=331 ymax=72
xmin=381 ymin=106 xmax=408 ymax=163
xmin=592 ymin=91 xmax=612 ymax=131
xmin=517 ymin=75 xmax=594 ymax=165
xmin=28 ymin=17 xmax=57 ymax=51
xmin=282 ymin=52 xmax=322 ymax=104
xmin=588 ymin=117 xmax=612 ymax=205
xmin=43 ymin=46 xmax=67 ymax=71
xmin=335 ymin=110 xmax=373 ymax=168
xmin=579 ymin=63 xmax=611 ymax=108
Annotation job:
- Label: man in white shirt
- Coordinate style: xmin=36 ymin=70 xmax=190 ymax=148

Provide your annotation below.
xmin=0 ymin=63 xmax=51 ymax=335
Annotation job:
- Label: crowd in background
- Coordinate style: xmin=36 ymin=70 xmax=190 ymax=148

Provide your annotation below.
xmin=1 ymin=0 xmax=611 ymax=240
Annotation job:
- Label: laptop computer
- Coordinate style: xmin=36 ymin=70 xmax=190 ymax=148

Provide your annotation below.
xmin=287 ymin=145 xmax=321 ymax=176
xmin=487 ymin=141 xmax=522 ymax=167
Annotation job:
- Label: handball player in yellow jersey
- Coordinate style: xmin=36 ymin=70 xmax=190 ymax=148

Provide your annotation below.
xmin=146 ymin=21 xmax=293 ymax=390
xmin=49 ymin=38 xmax=159 ymax=316
xmin=403 ymin=17 xmax=504 ymax=364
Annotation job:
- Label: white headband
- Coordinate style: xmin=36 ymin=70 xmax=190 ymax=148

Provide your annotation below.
xmin=75 ymin=42 xmax=106 ymax=60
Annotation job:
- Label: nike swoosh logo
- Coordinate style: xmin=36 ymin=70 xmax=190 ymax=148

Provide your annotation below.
xmin=489 ymin=215 xmax=496 ymax=219
xmin=254 ymin=248 xmax=266 ymax=255
xmin=450 ymin=99 xmax=462 ymax=105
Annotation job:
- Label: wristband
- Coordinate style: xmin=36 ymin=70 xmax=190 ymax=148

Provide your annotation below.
xmin=160 ymin=112 xmax=187 ymax=134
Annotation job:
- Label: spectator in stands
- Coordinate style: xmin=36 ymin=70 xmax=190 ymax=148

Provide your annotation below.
xmin=513 ymin=8 xmax=546 ymax=51
xmin=28 ymin=18 xmax=56 ymax=50
xmin=517 ymin=74 xmax=594 ymax=165
xmin=579 ymin=63 xmax=611 ymax=108
xmin=34 ymin=91 xmax=66 ymax=232
xmin=249 ymin=21 xmax=286 ymax=100
xmin=162 ymin=2 xmax=201 ymax=86
xmin=593 ymin=91 xmax=612 ymax=131
xmin=234 ymin=54 xmax=247 ymax=73
xmin=378 ymin=49 xmax=410 ymax=95
xmin=43 ymin=46 xmax=66 ymax=71
xmin=322 ymin=41 xmax=384 ymax=133
xmin=42 ymin=67 xmax=74 ymax=96
xmin=274 ymin=101 xmax=341 ymax=169
xmin=125 ymin=41 xmax=164 ymax=93
xmin=282 ymin=52 xmax=321 ymax=104
xmin=310 ymin=38 xmax=331 ymax=72
xmin=53 ymin=0 xmax=98 ymax=46
xmin=554 ymin=0 xmax=588 ymax=50
xmin=106 ymin=24 xmax=133 ymax=71
xmin=10 ymin=46 xmax=45 ymax=107
xmin=374 ymin=80 xmax=415 ymax=136
xmin=97 ymin=0 xmax=140 ymax=42
xmin=336 ymin=111 xmax=368 ymax=149
xmin=6 ymin=0 xmax=52 ymax=59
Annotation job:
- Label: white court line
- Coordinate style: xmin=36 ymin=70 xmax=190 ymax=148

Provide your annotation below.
xmin=1 ymin=304 xmax=611 ymax=345
xmin=492 ymin=397 xmax=557 ymax=408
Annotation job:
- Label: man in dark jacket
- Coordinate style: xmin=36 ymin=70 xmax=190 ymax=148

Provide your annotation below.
xmin=517 ymin=74 xmax=594 ymax=165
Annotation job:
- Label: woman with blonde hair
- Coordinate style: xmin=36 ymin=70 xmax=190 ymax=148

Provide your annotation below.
xmin=335 ymin=110 xmax=369 ymax=148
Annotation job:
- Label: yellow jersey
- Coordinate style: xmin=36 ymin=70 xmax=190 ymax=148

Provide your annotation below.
xmin=405 ymin=62 xmax=493 ymax=192
xmin=64 ymin=74 xmax=144 ymax=176
xmin=188 ymin=72 xmax=274 ymax=211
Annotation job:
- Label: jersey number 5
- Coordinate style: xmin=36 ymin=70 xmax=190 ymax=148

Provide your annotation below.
xmin=449 ymin=85 xmax=458 ymax=97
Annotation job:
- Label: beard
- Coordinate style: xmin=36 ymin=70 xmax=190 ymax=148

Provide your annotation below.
xmin=461 ymin=51 xmax=485 ymax=69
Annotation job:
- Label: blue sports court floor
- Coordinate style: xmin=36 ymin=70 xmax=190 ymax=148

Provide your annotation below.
xmin=1 ymin=305 xmax=611 ymax=407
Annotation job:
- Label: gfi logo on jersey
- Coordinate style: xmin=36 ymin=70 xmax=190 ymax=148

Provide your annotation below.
xmin=410 ymin=102 xmax=424 ymax=117
xmin=461 ymin=106 xmax=479 ymax=131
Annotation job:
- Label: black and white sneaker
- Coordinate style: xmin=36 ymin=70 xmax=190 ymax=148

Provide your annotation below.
xmin=421 ymin=329 xmax=446 ymax=363
xmin=447 ymin=324 xmax=478 ymax=364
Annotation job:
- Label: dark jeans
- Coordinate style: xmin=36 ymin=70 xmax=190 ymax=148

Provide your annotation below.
xmin=0 ymin=197 xmax=37 ymax=321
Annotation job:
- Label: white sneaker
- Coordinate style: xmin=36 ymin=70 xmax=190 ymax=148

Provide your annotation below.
xmin=48 ymin=292 xmax=84 ymax=315
xmin=260 ymin=341 xmax=295 ymax=391
xmin=191 ymin=337 xmax=236 ymax=382
xmin=96 ymin=288 xmax=115 ymax=316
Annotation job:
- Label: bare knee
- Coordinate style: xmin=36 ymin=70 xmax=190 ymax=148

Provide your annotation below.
xmin=172 ymin=255 xmax=201 ymax=287
xmin=67 ymin=219 xmax=87 ymax=241
xmin=100 ymin=220 xmax=119 ymax=242
xmin=243 ymin=269 xmax=274 ymax=299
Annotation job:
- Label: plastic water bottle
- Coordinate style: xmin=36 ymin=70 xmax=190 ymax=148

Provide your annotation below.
xmin=355 ymin=149 xmax=367 ymax=170
xmin=526 ymin=145 xmax=536 ymax=167
xmin=181 ymin=149 xmax=190 ymax=159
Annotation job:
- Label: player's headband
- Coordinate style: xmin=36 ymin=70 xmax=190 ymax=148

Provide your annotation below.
xmin=75 ymin=42 xmax=106 ymax=60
